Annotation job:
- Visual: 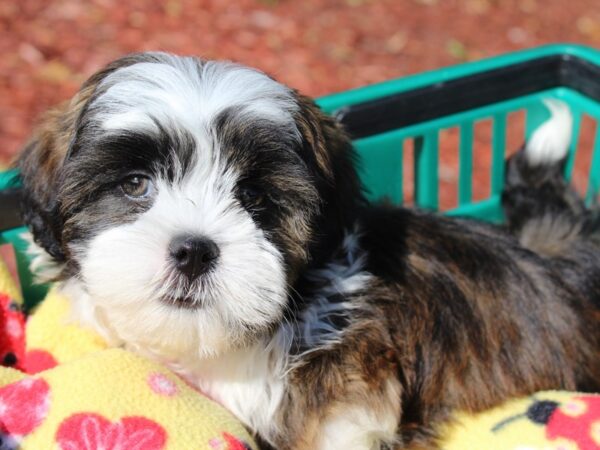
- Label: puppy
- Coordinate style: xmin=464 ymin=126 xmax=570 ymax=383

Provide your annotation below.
xmin=18 ymin=53 xmax=600 ymax=449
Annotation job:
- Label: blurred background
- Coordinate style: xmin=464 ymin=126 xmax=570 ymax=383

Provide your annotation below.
xmin=1 ymin=0 xmax=600 ymax=208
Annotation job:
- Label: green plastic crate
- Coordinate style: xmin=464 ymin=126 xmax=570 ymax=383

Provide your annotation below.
xmin=318 ymin=43 xmax=600 ymax=218
xmin=2 ymin=43 xmax=600 ymax=307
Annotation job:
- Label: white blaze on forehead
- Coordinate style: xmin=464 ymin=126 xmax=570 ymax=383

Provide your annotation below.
xmin=92 ymin=53 xmax=299 ymax=139
xmin=102 ymin=110 xmax=157 ymax=132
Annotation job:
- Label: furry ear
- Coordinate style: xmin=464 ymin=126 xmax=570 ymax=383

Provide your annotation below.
xmin=17 ymin=92 xmax=92 ymax=264
xmin=293 ymin=94 xmax=365 ymax=258
xmin=18 ymin=104 xmax=73 ymax=262
xmin=296 ymin=94 xmax=363 ymax=193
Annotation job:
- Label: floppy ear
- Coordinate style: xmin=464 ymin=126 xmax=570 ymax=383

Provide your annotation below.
xmin=294 ymin=93 xmax=365 ymax=231
xmin=296 ymin=94 xmax=364 ymax=211
xmin=18 ymin=103 xmax=74 ymax=262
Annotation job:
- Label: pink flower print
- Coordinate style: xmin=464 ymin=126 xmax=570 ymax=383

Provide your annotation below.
xmin=0 ymin=377 xmax=50 ymax=435
xmin=56 ymin=413 xmax=167 ymax=450
xmin=147 ymin=373 xmax=178 ymax=397
xmin=209 ymin=437 xmax=224 ymax=449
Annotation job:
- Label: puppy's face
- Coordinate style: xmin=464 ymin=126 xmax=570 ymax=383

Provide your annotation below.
xmin=19 ymin=53 xmax=360 ymax=357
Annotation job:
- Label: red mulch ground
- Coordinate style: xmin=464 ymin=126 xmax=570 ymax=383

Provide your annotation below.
xmin=2 ymin=0 xmax=600 ymax=209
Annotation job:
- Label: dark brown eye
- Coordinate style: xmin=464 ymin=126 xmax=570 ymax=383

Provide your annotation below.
xmin=239 ymin=186 xmax=264 ymax=208
xmin=120 ymin=175 xmax=153 ymax=198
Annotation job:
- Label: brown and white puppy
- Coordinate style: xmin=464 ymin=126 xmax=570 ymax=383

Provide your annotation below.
xmin=18 ymin=54 xmax=600 ymax=449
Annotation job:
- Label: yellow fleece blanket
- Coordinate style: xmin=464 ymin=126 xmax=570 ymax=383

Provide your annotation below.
xmin=0 ymin=259 xmax=598 ymax=449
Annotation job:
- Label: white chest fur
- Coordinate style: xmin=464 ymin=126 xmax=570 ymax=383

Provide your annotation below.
xmin=177 ymin=336 xmax=290 ymax=444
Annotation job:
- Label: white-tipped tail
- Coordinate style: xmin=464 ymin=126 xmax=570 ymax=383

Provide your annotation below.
xmin=525 ymin=99 xmax=573 ymax=166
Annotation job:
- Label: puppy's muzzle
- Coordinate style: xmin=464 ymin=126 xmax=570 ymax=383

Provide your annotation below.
xmin=169 ymin=235 xmax=220 ymax=281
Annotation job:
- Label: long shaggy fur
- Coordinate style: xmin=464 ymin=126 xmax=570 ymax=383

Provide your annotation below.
xmin=17 ymin=53 xmax=600 ymax=450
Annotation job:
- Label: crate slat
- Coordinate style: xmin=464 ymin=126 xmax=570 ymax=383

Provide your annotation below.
xmin=491 ymin=113 xmax=507 ymax=196
xmin=414 ymin=131 xmax=439 ymax=210
xmin=458 ymin=122 xmax=474 ymax=205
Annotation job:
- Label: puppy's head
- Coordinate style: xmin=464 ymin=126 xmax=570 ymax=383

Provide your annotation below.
xmin=19 ymin=52 xmax=362 ymax=357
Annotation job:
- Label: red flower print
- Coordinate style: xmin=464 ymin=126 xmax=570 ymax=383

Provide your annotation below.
xmin=222 ymin=432 xmax=252 ymax=450
xmin=0 ymin=294 xmax=25 ymax=371
xmin=24 ymin=349 xmax=58 ymax=374
xmin=0 ymin=378 xmax=50 ymax=435
xmin=546 ymin=395 xmax=600 ymax=450
xmin=56 ymin=413 xmax=167 ymax=450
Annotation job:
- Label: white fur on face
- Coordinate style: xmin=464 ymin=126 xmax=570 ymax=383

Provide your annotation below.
xmin=73 ymin=154 xmax=287 ymax=359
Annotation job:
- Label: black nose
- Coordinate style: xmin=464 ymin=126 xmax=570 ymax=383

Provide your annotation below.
xmin=169 ymin=235 xmax=220 ymax=280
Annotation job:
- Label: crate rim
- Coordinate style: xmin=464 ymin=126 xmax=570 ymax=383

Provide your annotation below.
xmin=316 ymin=43 xmax=600 ymax=113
